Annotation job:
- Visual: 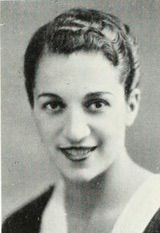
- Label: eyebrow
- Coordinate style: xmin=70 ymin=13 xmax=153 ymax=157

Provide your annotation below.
xmin=84 ymin=92 xmax=113 ymax=100
xmin=38 ymin=93 xmax=62 ymax=100
xmin=37 ymin=91 xmax=112 ymax=101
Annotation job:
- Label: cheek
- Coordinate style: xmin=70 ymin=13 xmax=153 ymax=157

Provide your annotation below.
xmin=33 ymin=113 xmax=62 ymax=144
xmin=92 ymin=111 xmax=126 ymax=133
xmin=90 ymin=112 xmax=126 ymax=147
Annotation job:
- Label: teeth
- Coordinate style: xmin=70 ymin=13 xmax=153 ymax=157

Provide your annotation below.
xmin=67 ymin=148 xmax=91 ymax=156
xmin=60 ymin=147 xmax=96 ymax=161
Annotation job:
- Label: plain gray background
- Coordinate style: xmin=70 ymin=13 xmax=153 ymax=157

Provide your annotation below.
xmin=2 ymin=0 xmax=160 ymax=218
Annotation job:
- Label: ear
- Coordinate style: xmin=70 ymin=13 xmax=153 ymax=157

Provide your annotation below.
xmin=126 ymin=88 xmax=141 ymax=127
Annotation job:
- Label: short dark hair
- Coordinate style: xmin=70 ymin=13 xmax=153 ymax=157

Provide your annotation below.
xmin=24 ymin=8 xmax=140 ymax=107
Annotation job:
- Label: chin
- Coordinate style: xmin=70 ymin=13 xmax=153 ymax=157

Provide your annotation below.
xmin=54 ymin=151 xmax=116 ymax=183
xmin=61 ymin=166 xmax=108 ymax=184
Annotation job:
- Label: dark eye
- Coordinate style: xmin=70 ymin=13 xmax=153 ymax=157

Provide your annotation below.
xmin=85 ymin=99 xmax=110 ymax=113
xmin=42 ymin=101 xmax=66 ymax=113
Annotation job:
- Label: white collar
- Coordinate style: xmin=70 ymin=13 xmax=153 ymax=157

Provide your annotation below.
xmin=40 ymin=180 xmax=67 ymax=233
xmin=111 ymin=174 xmax=160 ymax=233
xmin=40 ymin=174 xmax=160 ymax=233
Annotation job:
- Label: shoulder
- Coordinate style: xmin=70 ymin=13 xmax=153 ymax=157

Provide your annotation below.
xmin=144 ymin=208 xmax=160 ymax=233
xmin=2 ymin=186 xmax=54 ymax=233
xmin=143 ymin=174 xmax=160 ymax=233
xmin=135 ymin=173 xmax=160 ymax=233
xmin=112 ymin=173 xmax=160 ymax=233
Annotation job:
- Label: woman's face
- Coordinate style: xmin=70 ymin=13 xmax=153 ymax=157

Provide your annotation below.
xmin=33 ymin=52 xmax=137 ymax=182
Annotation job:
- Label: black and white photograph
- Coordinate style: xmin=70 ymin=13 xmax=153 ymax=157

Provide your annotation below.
xmin=2 ymin=1 xmax=160 ymax=233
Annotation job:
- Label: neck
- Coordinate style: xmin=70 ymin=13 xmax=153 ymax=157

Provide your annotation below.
xmin=64 ymin=172 xmax=107 ymax=215
xmin=60 ymin=150 xmax=149 ymax=218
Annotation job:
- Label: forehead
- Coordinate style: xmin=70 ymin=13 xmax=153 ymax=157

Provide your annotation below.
xmin=35 ymin=52 xmax=122 ymax=95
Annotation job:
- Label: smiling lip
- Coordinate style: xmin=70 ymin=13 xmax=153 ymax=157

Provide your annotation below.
xmin=59 ymin=146 xmax=97 ymax=162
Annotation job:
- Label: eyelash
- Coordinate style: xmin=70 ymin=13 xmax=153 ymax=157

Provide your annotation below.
xmin=84 ymin=99 xmax=111 ymax=113
xmin=42 ymin=101 xmax=66 ymax=113
xmin=42 ymin=99 xmax=110 ymax=114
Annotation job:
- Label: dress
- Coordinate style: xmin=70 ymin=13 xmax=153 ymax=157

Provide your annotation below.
xmin=2 ymin=175 xmax=160 ymax=233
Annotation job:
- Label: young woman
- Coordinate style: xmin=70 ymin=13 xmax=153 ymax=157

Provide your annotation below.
xmin=3 ymin=8 xmax=160 ymax=233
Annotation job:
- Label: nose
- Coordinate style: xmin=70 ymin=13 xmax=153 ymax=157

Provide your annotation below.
xmin=62 ymin=109 xmax=91 ymax=144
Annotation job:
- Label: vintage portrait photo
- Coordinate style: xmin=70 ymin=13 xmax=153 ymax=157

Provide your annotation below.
xmin=2 ymin=1 xmax=160 ymax=232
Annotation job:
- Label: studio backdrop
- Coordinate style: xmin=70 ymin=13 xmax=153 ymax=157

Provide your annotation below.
xmin=2 ymin=0 xmax=160 ymax=218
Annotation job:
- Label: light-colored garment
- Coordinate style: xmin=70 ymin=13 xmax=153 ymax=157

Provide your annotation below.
xmin=40 ymin=180 xmax=67 ymax=233
xmin=111 ymin=174 xmax=160 ymax=233
xmin=40 ymin=174 xmax=160 ymax=233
